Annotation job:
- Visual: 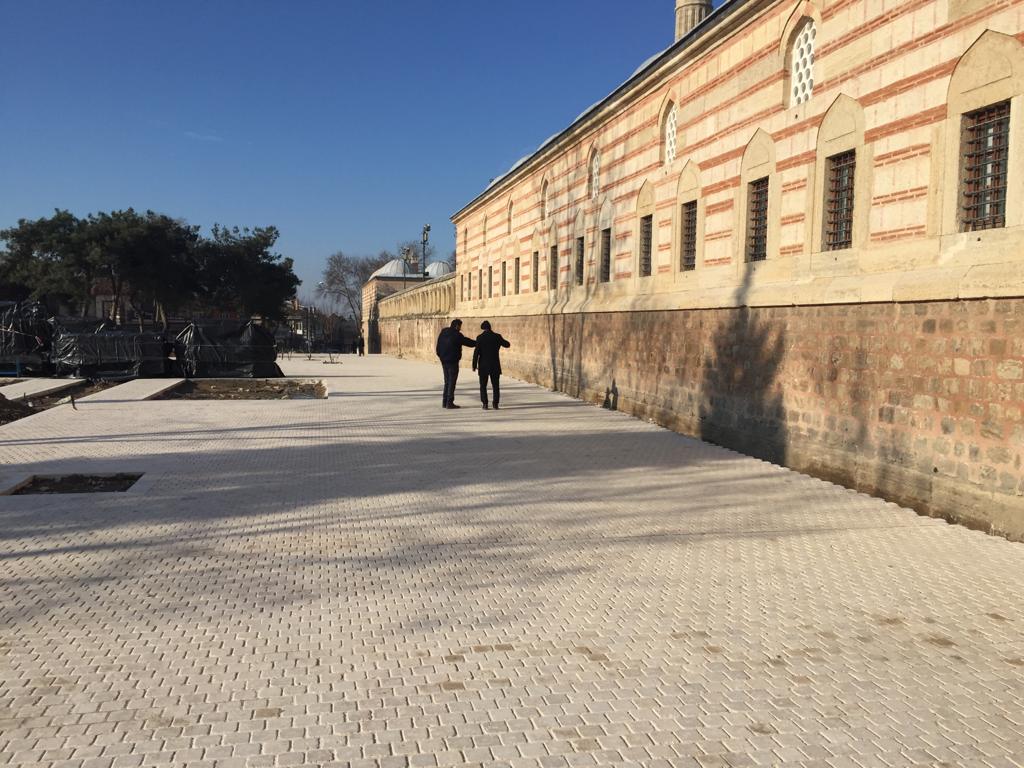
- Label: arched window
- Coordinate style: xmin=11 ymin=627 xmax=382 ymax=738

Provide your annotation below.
xmin=540 ymin=180 xmax=549 ymax=221
xmin=482 ymin=215 xmax=488 ymax=245
xmin=636 ymin=182 xmax=655 ymax=278
xmin=676 ymin=162 xmax=701 ymax=272
xmin=587 ymin=148 xmax=601 ymax=199
xmin=739 ymin=130 xmax=778 ymax=263
xmin=662 ymin=102 xmax=678 ymax=165
xmin=942 ymin=31 xmax=1024 ymax=234
xmin=507 ymin=200 xmax=514 ymax=235
xmin=812 ymin=95 xmax=868 ymax=253
xmin=788 ymin=19 xmax=816 ymax=107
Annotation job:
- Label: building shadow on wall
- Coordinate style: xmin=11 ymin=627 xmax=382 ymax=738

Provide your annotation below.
xmin=700 ymin=260 xmax=787 ymax=465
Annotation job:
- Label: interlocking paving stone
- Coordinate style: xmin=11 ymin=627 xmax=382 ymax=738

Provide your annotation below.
xmin=75 ymin=379 xmax=184 ymax=403
xmin=0 ymin=378 xmax=84 ymax=401
xmin=1 ymin=354 xmax=1022 ymax=768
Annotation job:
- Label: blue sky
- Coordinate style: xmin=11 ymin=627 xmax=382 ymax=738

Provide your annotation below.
xmin=0 ymin=1 xmax=721 ymax=296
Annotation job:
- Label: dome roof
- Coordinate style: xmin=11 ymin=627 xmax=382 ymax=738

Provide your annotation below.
xmin=425 ymin=261 xmax=452 ymax=277
xmin=368 ymin=259 xmax=410 ymax=279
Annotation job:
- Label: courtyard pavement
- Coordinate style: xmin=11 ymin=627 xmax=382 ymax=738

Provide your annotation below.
xmin=1 ymin=354 xmax=1022 ymax=768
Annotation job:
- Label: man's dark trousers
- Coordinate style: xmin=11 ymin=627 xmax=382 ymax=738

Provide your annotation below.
xmin=479 ymin=370 xmax=500 ymax=407
xmin=442 ymin=363 xmax=460 ymax=407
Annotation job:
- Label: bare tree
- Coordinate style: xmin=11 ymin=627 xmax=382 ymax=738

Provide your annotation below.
xmin=316 ymin=251 xmax=389 ymax=328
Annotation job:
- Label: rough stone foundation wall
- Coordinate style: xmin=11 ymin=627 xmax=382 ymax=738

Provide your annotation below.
xmin=379 ymin=298 xmax=1024 ymax=541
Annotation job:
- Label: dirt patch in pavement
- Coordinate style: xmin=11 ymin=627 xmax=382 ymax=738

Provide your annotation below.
xmin=157 ymin=379 xmax=326 ymax=400
xmin=11 ymin=473 xmax=143 ymax=495
xmin=0 ymin=381 xmax=118 ymax=426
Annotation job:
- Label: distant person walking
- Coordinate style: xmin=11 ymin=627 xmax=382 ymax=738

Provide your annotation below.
xmin=472 ymin=320 xmax=511 ymax=410
xmin=435 ymin=319 xmax=476 ymax=409
xmin=357 ymin=335 xmax=365 ymax=356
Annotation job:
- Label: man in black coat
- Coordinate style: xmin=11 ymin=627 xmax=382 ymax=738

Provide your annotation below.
xmin=472 ymin=320 xmax=511 ymax=410
xmin=435 ymin=318 xmax=476 ymax=409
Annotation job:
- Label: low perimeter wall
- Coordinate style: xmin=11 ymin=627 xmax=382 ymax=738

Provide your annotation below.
xmin=379 ymin=298 xmax=1024 ymax=540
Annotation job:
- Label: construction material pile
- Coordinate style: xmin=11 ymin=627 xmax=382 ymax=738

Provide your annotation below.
xmin=0 ymin=302 xmax=281 ymax=379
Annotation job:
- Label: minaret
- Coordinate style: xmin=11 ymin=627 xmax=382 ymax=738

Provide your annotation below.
xmin=675 ymin=0 xmax=712 ymax=41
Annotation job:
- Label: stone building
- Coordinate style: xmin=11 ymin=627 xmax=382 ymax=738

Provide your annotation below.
xmin=376 ymin=0 xmax=1024 ymax=539
xmin=362 ymin=260 xmax=451 ymax=353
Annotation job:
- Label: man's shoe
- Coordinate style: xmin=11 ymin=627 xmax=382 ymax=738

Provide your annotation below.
xmin=482 ymin=403 xmax=488 ymax=410
xmin=493 ymin=403 xmax=500 ymax=410
xmin=447 ymin=403 xmax=461 ymax=409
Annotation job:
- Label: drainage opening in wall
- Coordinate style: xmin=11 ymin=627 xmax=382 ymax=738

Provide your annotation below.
xmin=8 ymin=473 xmax=144 ymax=495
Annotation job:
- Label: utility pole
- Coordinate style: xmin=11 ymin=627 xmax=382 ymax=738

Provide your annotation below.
xmin=422 ymin=224 xmax=431 ymax=277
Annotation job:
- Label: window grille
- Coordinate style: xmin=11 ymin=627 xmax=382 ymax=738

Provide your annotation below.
xmin=478 ymin=269 xmax=483 ymax=299
xmin=501 ymin=262 xmax=506 ymax=296
xmin=664 ymin=105 xmax=678 ymax=164
xmin=532 ymin=252 xmax=539 ymax=292
xmin=961 ymin=101 xmax=1011 ymax=231
xmin=488 ymin=266 xmax=493 ymax=298
xmin=746 ymin=177 xmax=769 ymax=262
xmin=460 ymin=275 xmax=465 ymax=302
xmin=639 ymin=215 xmax=653 ymax=277
xmin=514 ymin=257 xmax=520 ymax=294
xmin=468 ymin=273 xmax=472 ymax=299
xmin=790 ymin=19 xmax=816 ymax=106
xmin=600 ymin=228 xmax=611 ymax=283
xmin=550 ymin=245 xmax=558 ymax=289
xmin=575 ymin=237 xmax=585 ymax=285
xmin=680 ymin=200 xmax=697 ymax=271
xmin=825 ymin=150 xmax=856 ymax=250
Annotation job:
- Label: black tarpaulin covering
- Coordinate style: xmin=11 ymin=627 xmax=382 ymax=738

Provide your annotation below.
xmin=0 ymin=302 xmax=54 ymax=374
xmin=51 ymin=330 xmax=169 ymax=379
xmin=175 ymin=321 xmax=281 ymax=378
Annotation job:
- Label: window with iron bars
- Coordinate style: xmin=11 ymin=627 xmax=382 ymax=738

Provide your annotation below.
xmin=514 ymin=257 xmax=520 ymax=295
xmin=825 ymin=150 xmax=856 ymax=250
xmin=600 ymin=228 xmax=611 ymax=283
xmin=460 ymin=275 xmax=465 ymax=302
xmin=549 ymin=245 xmax=558 ymax=290
xmin=639 ymin=215 xmax=653 ymax=277
xmin=501 ymin=262 xmax=506 ymax=296
xmin=575 ymin=237 xmax=585 ymax=285
xmin=488 ymin=266 xmax=493 ymax=298
xmin=532 ymin=252 xmax=539 ymax=292
xmin=961 ymin=101 xmax=1010 ymax=232
xmin=680 ymin=200 xmax=697 ymax=271
xmin=746 ymin=177 xmax=769 ymax=262
xmin=478 ymin=269 xmax=483 ymax=299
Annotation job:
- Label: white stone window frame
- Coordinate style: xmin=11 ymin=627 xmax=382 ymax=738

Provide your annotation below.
xmin=589 ymin=149 xmax=601 ymax=200
xmin=664 ymin=103 xmax=679 ymax=165
xmin=789 ymin=18 xmax=816 ymax=107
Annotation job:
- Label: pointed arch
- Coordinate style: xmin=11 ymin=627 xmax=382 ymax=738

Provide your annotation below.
xmin=676 ymin=161 xmax=702 ymax=272
xmin=938 ymin=31 xmax=1024 ymax=234
xmin=597 ymin=197 xmax=615 ymax=283
xmin=506 ymin=197 xmax=514 ymax=236
xmin=572 ymin=208 xmax=587 ymax=286
xmin=739 ymin=130 xmax=779 ymax=263
xmin=780 ymin=2 xmax=823 ymax=108
xmin=636 ymin=181 xmax=655 ymax=278
xmin=812 ymin=94 xmax=869 ymax=253
xmin=586 ymin=144 xmax=601 ymax=200
xmin=660 ymin=98 xmax=679 ymax=165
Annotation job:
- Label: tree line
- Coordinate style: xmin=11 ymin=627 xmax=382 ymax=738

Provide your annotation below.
xmin=0 ymin=209 xmax=300 ymax=325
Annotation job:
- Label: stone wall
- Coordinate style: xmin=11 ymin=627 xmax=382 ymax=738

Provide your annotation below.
xmin=379 ymin=296 xmax=1024 ymax=541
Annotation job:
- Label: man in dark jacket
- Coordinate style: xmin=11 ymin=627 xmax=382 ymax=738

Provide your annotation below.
xmin=435 ymin=318 xmax=476 ymax=409
xmin=472 ymin=320 xmax=511 ymax=410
